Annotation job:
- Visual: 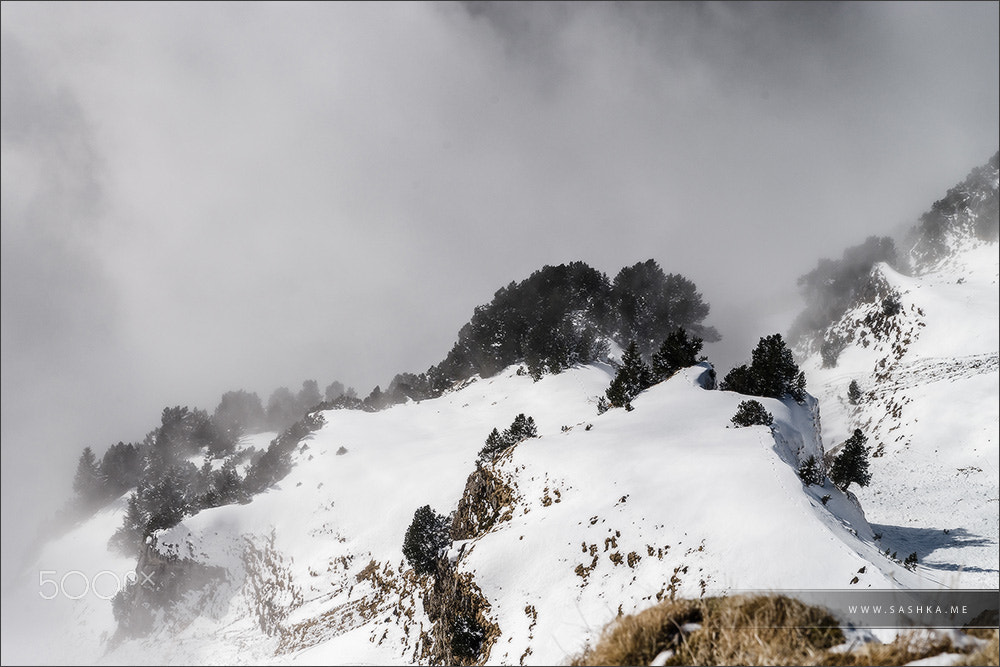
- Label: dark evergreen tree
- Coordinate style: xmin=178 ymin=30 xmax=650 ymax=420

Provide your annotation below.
xmin=611 ymin=261 xmax=720 ymax=357
xmin=506 ymin=414 xmax=537 ymax=441
xmin=297 ymin=380 xmax=323 ymax=412
xmin=478 ymin=415 xmax=538 ymax=462
xmin=265 ymin=387 xmax=299 ymax=431
xmin=798 ymin=455 xmax=823 ymax=486
xmin=478 ymin=428 xmax=507 ymax=462
xmin=750 ymin=334 xmax=806 ymax=401
xmin=651 ymin=327 xmax=703 ymax=380
xmin=100 ymin=442 xmax=143 ymax=495
xmin=830 ymin=429 xmax=872 ymax=491
xmin=385 ymin=372 xmax=433 ymax=405
xmin=202 ymin=460 xmax=249 ymax=508
xmin=721 ymin=334 xmax=806 ymax=402
xmin=214 ymin=390 xmax=265 ymax=441
xmin=605 ymin=341 xmax=654 ymax=410
xmin=718 ymin=364 xmax=758 ymax=396
xmin=847 ymin=380 xmax=863 ymax=405
xmin=191 ymin=408 xmax=236 ymax=458
xmin=730 ymin=400 xmax=773 ymax=427
xmin=243 ymin=412 xmax=323 ymax=494
xmin=324 ymin=381 xmax=346 ymax=402
xmin=73 ymin=447 xmax=104 ymax=504
xmin=362 ymin=385 xmax=385 ymax=412
xmin=402 ymin=505 xmax=451 ymax=576
xmin=450 ymin=614 xmax=486 ymax=660
xmin=141 ymin=464 xmax=194 ymax=533
xmin=108 ymin=492 xmax=148 ymax=554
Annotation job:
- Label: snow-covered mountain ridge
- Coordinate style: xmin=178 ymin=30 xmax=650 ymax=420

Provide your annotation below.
xmin=798 ymin=240 xmax=998 ymax=592
xmin=5 ymin=360 xmax=936 ymax=665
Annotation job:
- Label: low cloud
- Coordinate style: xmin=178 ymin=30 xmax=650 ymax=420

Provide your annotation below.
xmin=2 ymin=1 xmax=997 ymax=584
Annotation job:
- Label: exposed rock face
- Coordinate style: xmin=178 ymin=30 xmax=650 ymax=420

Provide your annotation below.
xmin=420 ymin=558 xmax=500 ymax=666
xmin=112 ymin=541 xmax=228 ymax=639
xmin=451 ymin=462 xmax=518 ymax=541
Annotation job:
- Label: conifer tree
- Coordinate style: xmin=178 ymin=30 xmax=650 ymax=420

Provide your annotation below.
xmin=830 ymin=429 xmax=872 ymax=491
xmin=506 ymin=414 xmax=537 ymax=441
xmin=798 ymin=455 xmax=823 ymax=486
xmin=721 ymin=334 xmax=806 ymax=402
xmin=651 ymin=328 xmax=703 ymax=380
xmin=402 ymin=505 xmax=451 ymax=576
xmin=605 ymin=340 xmax=653 ymax=410
xmin=730 ymin=400 xmax=773 ymax=428
xmin=108 ymin=492 xmax=148 ymax=554
xmin=73 ymin=447 xmax=104 ymax=504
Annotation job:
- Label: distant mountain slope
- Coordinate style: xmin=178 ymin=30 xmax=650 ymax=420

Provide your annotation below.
xmin=795 ymin=152 xmax=999 ymax=590
xmin=5 ymin=363 xmax=929 ymax=665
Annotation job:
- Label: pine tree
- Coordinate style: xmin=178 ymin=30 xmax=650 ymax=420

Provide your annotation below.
xmin=719 ymin=364 xmax=759 ymax=396
xmin=100 ymin=442 xmax=143 ymax=495
xmin=109 ymin=492 xmax=148 ymax=554
xmin=478 ymin=428 xmax=507 ymax=462
xmin=651 ymin=327 xmax=704 ymax=381
xmin=73 ymin=447 xmax=105 ymax=504
xmin=750 ymin=333 xmax=806 ymax=401
xmin=298 ymin=380 xmax=323 ymax=411
xmin=478 ymin=415 xmax=538 ymax=462
xmin=506 ymin=414 xmax=537 ymax=441
xmin=830 ymin=429 xmax=872 ymax=491
xmin=605 ymin=340 xmax=653 ymax=410
xmin=402 ymin=505 xmax=451 ymax=576
xmin=730 ymin=400 xmax=773 ymax=427
xmin=214 ymin=390 xmax=265 ymax=441
xmin=798 ymin=455 xmax=823 ymax=486
xmin=721 ymin=334 xmax=806 ymax=402
xmin=324 ymin=381 xmax=346 ymax=402
xmin=142 ymin=465 xmax=191 ymax=533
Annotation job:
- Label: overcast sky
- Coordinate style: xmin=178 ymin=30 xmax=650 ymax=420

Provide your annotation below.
xmin=2 ymin=1 xmax=997 ymax=581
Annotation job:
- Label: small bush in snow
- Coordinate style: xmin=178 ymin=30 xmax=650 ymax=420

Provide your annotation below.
xmin=450 ymin=613 xmax=485 ymax=660
xmin=847 ymin=380 xmax=862 ymax=405
xmin=730 ymin=400 xmax=773 ymax=428
xmin=402 ymin=505 xmax=451 ymax=576
xmin=904 ymin=552 xmax=918 ymax=570
xmin=882 ymin=293 xmax=902 ymax=317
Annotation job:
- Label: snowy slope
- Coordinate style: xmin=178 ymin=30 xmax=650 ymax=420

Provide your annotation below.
xmin=799 ymin=242 xmax=999 ymax=589
xmin=3 ymin=362 xmax=931 ymax=665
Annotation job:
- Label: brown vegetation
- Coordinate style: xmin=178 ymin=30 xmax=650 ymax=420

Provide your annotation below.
xmin=571 ymin=594 xmax=998 ymax=666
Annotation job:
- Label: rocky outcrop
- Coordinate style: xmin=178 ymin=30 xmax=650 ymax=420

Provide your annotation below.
xmin=420 ymin=558 xmax=500 ymax=666
xmin=451 ymin=462 xmax=518 ymax=541
xmin=112 ymin=540 xmax=227 ymax=639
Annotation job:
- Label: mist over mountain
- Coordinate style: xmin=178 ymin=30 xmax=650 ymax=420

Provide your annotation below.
xmin=3 ymin=3 xmax=999 ymax=664
xmin=1 ymin=150 xmax=997 ymax=665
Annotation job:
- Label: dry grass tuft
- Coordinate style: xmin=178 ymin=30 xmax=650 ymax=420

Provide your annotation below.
xmin=571 ymin=594 xmax=998 ymax=666
xmin=956 ymin=629 xmax=999 ymax=667
xmin=570 ymin=598 xmax=702 ymax=667
xmin=681 ymin=594 xmax=842 ymax=666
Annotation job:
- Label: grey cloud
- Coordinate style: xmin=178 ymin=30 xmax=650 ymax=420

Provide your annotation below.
xmin=1 ymin=0 xmax=997 ymax=592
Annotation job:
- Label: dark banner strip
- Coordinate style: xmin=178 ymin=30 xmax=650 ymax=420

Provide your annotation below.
xmin=726 ymin=589 xmax=1000 ymax=629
